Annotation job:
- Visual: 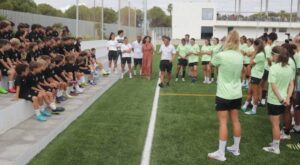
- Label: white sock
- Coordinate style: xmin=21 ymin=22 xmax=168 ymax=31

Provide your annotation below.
xmin=41 ymin=104 xmax=47 ymax=112
xmin=49 ymin=102 xmax=57 ymax=110
xmin=218 ymin=140 xmax=227 ymax=155
xmin=272 ymin=140 xmax=280 ymax=149
xmin=75 ymin=84 xmax=83 ymax=91
xmin=261 ymin=99 xmax=266 ymax=104
xmin=242 ymin=80 xmax=245 ymax=84
xmin=233 ymin=136 xmax=241 ymax=149
xmin=294 ymin=125 xmax=300 ymax=131
xmin=8 ymin=81 xmax=14 ymax=89
xmin=56 ymin=90 xmax=63 ymax=97
xmin=80 ymin=77 xmax=85 ymax=84
xmin=243 ymin=101 xmax=250 ymax=108
xmin=35 ymin=109 xmax=41 ymax=116
xmin=252 ymin=105 xmax=257 ymax=113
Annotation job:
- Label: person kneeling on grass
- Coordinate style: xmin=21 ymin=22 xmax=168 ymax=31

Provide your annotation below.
xmin=262 ymin=46 xmax=294 ymax=154
xmin=208 ymin=30 xmax=243 ymax=162
xmin=14 ymin=63 xmax=49 ymax=122
xmin=121 ymin=37 xmax=133 ymax=79
xmin=158 ymin=36 xmax=176 ymax=88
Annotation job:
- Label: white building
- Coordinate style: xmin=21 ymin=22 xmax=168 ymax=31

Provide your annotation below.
xmin=172 ymin=0 xmax=300 ymax=41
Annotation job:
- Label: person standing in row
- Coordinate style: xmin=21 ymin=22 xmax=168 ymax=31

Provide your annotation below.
xmin=175 ymin=38 xmax=188 ymax=82
xmin=263 ymin=46 xmax=294 ymax=154
xmin=201 ymin=38 xmax=213 ymax=84
xmin=132 ymin=35 xmax=143 ymax=76
xmin=120 ymin=37 xmax=133 ymax=79
xmin=208 ymin=30 xmax=243 ymax=161
xmin=141 ymin=36 xmax=154 ymax=80
xmin=106 ymin=32 xmax=118 ymax=74
xmin=158 ymin=36 xmax=176 ymax=88
xmin=187 ymin=38 xmax=200 ymax=83
xmin=115 ymin=30 xmax=125 ymax=69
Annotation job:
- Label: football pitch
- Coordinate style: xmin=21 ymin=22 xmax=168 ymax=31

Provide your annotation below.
xmin=29 ymin=50 xmax=300 ymax=165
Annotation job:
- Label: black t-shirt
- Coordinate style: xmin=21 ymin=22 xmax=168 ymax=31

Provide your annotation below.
xmin=37 ymin=32 xmax=44 ymax=41
xmin=0 ymin=50 xmax=10 ymax=62
xmin=54 ymin=65 xmax=64 ymax=76
xmin=28 ymin=31 xmax=39 ymax=42
xmin=6 ymin=49 xmax=21 ymax=61
xmin=44 ymin=67 xmax=56 ymax=79
xmin=27 ymin=73 xmax=40 ymax=88
xmin=52 ymin=31 xmax=59 ymax=37
xmin=0 ymin=31 xmax=13 ymax=40
xmin=74 ymin=42 xmax=81 ymax=52
xmin=42 ymin=46 xmax=53 ymax=55
xmin=26 ymin=50 xmax=38 ymax=63
xmin=64 ymin=44 xmax=74 ymax=53
xmin=64 ymin=63 xmax=79 ymax=73
xmin=15 ymin=75 xmax=30 ymax=97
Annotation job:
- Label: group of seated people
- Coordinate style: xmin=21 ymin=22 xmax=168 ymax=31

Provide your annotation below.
xmin=0 ymin=20 xmax=108 ymax=122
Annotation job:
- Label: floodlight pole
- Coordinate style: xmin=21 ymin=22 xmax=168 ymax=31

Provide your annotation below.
xmin=118 ymin=0 xmax=121 ymax=30
xmin=76 ymin=0 xmax=79 ymax=37
xmin=143 ymin=0 xmax=147 ymax=35
xmin=101 ymin=0 xmax=104 ymax=40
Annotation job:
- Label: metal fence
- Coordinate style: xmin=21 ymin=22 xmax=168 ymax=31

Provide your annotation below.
xmin=0 ymin=9 xmax=172 ymax=41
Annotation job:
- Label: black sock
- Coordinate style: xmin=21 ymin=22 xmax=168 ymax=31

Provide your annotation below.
xmin=262 ymin=90 xmax=267 ymax=99
xmin=182 ymin=70 xmax=186 ymax=78
xmin=284 ymin=128 xmax=291 ymax=135
xmin=211 ymin=73 xmax=214 ymax=78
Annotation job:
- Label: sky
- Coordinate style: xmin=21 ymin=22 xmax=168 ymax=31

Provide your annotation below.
xmin=33 ymin=0 xmax=299 ymax=14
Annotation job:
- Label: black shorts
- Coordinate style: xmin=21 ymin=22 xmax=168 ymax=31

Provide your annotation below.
xmin=1 ymin=67 xmax=8 ymax=76
xmin=202 ymin=61 xmax=210 ymax=65
xmin=121 ymin=57 xmax=132 ymax=64
xmin=262 ymin=70 xmax=269 ymax=81
xmin=134 ymin=58 xmax=142 ymax=66
xmin=41 ymin=85 xmax=53 ymax=92
xmin=216 ymin=97 xmax=242 ymax=111
xmin=294 ymin=92 xmax=300 ymax=111
xmin=117 ymin=50 xmax=122 ymax=58
xmin=244 ymin=64 xmax=249 ymax=67
xmin=80 ymin=69 xmax=91 ymax=75
xmin=20 ymin=90 xmax=39 ymax=102
xmin=267 ymin=103 xmax=285 ymax=116
xmin=108 ymin=51 xmax=118 ymax=61
xmin=250 ymin=77 xmax=261 ymax=85
xmin=160 ymin=60 xmax=173 ymax=73
xmin=189 ymin=62 xmax=198 ymax=67
xmin=178 ymin=59 xmax=188 ymax=67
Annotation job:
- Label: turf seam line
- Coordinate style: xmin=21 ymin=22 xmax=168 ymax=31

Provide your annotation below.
xmin=140 ymin=79 xmax=160 ymax=165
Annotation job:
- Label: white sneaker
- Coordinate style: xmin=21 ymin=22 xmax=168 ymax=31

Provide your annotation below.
xmin=121 ymin=73 xmax=124 ymax=79
xmin=211 ymin=78 xmax=214 ymax=82
xmin=208 ymin=150 xmax=226 ymax=161
xmin=129 ymin=73 xmax=133 ymax=79
xmin=262 ymin=146 xmax=280 ymax=154
xmin=203 ymin=80 xmax=207 ymax=84
xmin=175 ymin=78 xmax=178 ymax=82
xmin=226 ymin=146 xmax=240 ymax=156
xmin=182 ymin=78 xmax=185 ymax=82
xmin=207 ymin=81 xmax=212 ymax=84
xmin=280 ymin=132 xmax=291 ymax=140
xmin=133 ymin=70 xmax=137 ymax=76
xmin=114 ymin=70 xmax=118 ymax=74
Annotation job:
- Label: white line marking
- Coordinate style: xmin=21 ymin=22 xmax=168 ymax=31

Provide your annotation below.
xmin=140 ymin=79 xmax=161 ymax=165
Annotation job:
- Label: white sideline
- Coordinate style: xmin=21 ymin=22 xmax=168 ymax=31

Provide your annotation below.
xmin=140 ymin=79 xmax=161 ymax=165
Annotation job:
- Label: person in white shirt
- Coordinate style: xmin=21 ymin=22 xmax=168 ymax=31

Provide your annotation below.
xmin=121 ymin=37 xmax=133 ymax=79
xmin=158 ymin=36 xmax=176 ymax=88
xmin=107 ymin=32 xmax=118 ymax=74
xmin=132 ymin=35 xmax=143 ymax=76
xmin=115 ymin=30 xmax=125 ymax=60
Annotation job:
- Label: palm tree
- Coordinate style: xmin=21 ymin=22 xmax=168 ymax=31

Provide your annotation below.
xmin=167 ymin=3 xmax=172 ymax=16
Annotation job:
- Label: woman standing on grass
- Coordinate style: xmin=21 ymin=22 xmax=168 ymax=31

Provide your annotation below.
xmin=141 ymin=36 xmax=154 ymax=80
xmin=201 ymin=38 xmax=213 ymax=84
xmin=107 ymin=32 xmax=118 ymax=74
xmin=263 ymin=46 xmax=294 ymax=154
xmin=208 ymin=30 xmax=243 ymax=162
xmin=242 ymin=39 xmax=266 ymax=115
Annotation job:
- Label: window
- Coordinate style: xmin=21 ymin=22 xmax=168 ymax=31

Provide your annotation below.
xmin=264 ymin=28 xmax=268 ymax=33
xmin=202 ymin=8 xmax=214 ymax=20
xmin=279 ymin=28 xmax=287 ymax=33
xmin=272 ymin=28 xmax=276 ymax=32
xmin=228 ymin=27 xmax=234 ymax=33
xmin=201 ymin=26 xmax=213 ymax=39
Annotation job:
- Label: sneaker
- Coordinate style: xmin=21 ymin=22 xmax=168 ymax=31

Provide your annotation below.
xmin=207 ymin=81 xmax=212 ymax=84
xmin=114 ymin=70 xmax=118 ymax=74
xmin=8 ymin=88 xmax=16 ymax=93
xmin=36 ymin=114 xmax=47 ymax=122
xmin=129 ymin=74 xmax=133 ymax=79
xmin=262 ymin=146 xmax=280 ymax=154
xmin=287 ymin=142 xmax=300 ymax=151
xmin=290 ymin=126 xmax=300 ymax=133
xmin=241 ymin=106 xmax=247 ymax=112
xmin=208 ymin=150 xmax=226 ymax=162
xmin=245 ymin=110 xmax=256 ymax=115
xmin=0 ymin=87 xmax=8 ymax=94
xmin=70 ymin=92 xmax=79 ymax=96
xmin=133 ymin=70 xmax=137 ymax=76
xmin=41 ymin=110 xmax=52 ymax=117
xmin=80 ymin=83 xmax=88 ymax=87
xmin=211 ymin=78 xmax=214 ymax=82
xmin=52 ymin=107 xmax=65 ymax=113
xmin=182 ymin=78 xmax=185 ymax=82
xmin=280 ymin=132 xmax=291 ymax=140
xmin=192 ymin=78 xmax=196 ymax=83
xmin=89 ymin=81 xmax=97 ymax=86
xmin=121 ymin=73 xmax=124 ymax=79
xmin=203 ymin=80 xmax=207 ymax=84
xmin=65 ymin=93 xmax=73 ymax=99
xmin=175 ymin=78 xmax=178 ymax=82
xmin=226 ymin=146 xmax=240 ymax=156
xmin=166 ymin=82 xmax=170 ymax=87
xmin=158 ymin=83 xmax=164 ymax=88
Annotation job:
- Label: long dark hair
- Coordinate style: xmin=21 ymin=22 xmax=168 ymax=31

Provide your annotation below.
xmin=272 ymin=46 xmax=289 ymax=67
xmin=143 ymin=36 xmax=152 ymax=44
xmin=254 ymin=39 xmax=265 ymax=56
xmin=109 ymin=32 xmax=115 ymax=40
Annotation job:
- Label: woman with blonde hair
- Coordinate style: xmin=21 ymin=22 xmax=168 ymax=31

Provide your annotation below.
xmin=208 ymin=30 xmax=243 ymax=161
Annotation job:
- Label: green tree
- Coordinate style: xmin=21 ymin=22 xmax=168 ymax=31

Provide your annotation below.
xmin=37 ymin=3 xmax=63 ymax=17
xmin=64 ymin=5 xmax=92 ymax=20
xmin=0 ymin=0 xmax=37 ymax=13
xmin=147 ymin=6 xmax=170 ymax=27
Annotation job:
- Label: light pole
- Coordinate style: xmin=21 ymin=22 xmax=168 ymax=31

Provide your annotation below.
xmin=118 ymin=0 xmax=121 ymax=30
xmin=101 ymin=0 xmax=104 ymax=40
xmin=143 ymin=0 xmax=147 ymax=35
xmin=128 ymin=0 xmax=131 ymax=27
xmin=76 ymin=0 xmax=79 ymax=37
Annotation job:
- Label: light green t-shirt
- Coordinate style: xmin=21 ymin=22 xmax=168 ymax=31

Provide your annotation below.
xmin=244 ymin=45 xmax=254 ymax=64
xmin=211 ymin=50 xmax=244 ymax=100
xmin=188 ymin=44 xmax=200 ymax=63
xmin=288 ymin=57 xmax=296 ymax=80
xmin=212 ymin=44 xmax=222 ymax=58
xmin=240 ymin=44 xmax=248 ymax=64
xmin=294 ymin=52 xmax=300 ymax=69
xmin=251 ymin=52 xmax=266 ymax=79
xmin=201 ymin=45 xmax=212 ymax=62
xmin=268 ymin=63 xmax=293 ymax=105
xmin=176 ymin=44 xmax=188 ymax=59
xmin=264 ymin=44 xmax=276 ymax=71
